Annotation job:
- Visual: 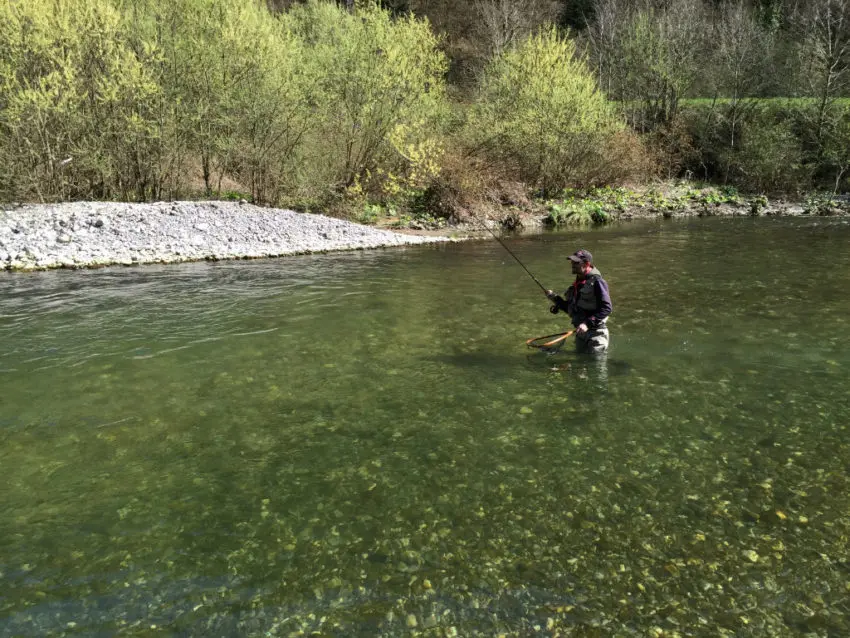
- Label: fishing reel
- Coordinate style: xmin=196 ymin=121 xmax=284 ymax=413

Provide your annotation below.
xmin=549 ymin=304 xmax=560 ymax=315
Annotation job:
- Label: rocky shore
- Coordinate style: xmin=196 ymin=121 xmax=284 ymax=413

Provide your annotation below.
xmin=0 ymin=201 xmax=455 ymax=272
xmin=3 ymin=192 xmax=846 ymax=272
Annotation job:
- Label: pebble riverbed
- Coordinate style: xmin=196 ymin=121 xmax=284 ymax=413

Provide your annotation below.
xmin=0 ymin=200 xmax=454 ymax=271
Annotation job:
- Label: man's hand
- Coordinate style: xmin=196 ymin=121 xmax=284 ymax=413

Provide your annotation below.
xmin=576 ymin=323 xmax=589 ymax=335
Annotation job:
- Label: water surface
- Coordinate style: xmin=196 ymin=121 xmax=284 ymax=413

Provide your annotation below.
xmin=2 ymin=217 xmax=850 ymax=636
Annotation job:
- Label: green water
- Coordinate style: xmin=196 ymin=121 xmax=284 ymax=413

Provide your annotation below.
xmin=2 ymin=217 xmax=850 ymax=636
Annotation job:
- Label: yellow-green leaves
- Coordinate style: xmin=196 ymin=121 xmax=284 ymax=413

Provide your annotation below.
xmin=0 ymin=0 xmax=161 ymax=201
xmin=0 ymin=0 xmax=449 ymax=206
xmin=289 ymin=1 xmax=447 ymax=195
xmin=470 ymin=26 xmax=624 ymax=192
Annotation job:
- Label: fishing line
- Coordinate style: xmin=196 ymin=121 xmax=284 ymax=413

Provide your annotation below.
xmin=469 ymin=212 xmax=575 ymax=352
xmin=471 ymin=212 xmax=548 ymax=294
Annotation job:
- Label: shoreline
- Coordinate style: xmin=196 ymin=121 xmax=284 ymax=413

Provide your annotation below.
xmin=0 ymin=201 xmax=458 ymax=272
xmin=2 ymin=194 xmax=847 ymax=272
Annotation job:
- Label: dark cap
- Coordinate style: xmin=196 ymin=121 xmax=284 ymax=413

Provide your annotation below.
xmin=568 ymin=249 xmax=593 ymax=264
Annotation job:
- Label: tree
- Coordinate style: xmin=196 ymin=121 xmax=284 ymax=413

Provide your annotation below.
xmin=581 ymin=0 xmax=625 ymax=95
xmin=560 ymin=0 xmax=596 ymax=30
xmin=796 ymin=0 xmax=850 ymax=161
xmin=289 ymin=1 xmax=448 ymax=196
xmin=711 ymin=1 xmax=776 ymax=152
xmin=473 ymin=0 xmax=561 ymax=58
xmin=583 ymin=0 xmax=706 ymax=132
xmin=0 ymin=0 xmax=163 ymax=201
xmin=469 ymin=26 xmax=625 ymax=191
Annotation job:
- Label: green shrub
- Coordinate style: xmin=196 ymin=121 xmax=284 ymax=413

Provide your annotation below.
xmin=545 ymin=199 xmax=611 ymax=226
xmin=0 ymin=0 xmax=447 ymax=207
xmin=223 ymin=5 xmax=312 ymax=204
xmin=730 ymin=111 xmax=808 ymax=193
xmin=118 ymin=0 xmax=314 ymax=204
xmin=0 ymin=0 xmax=162 ymax=201
xmin=469 ymin=26 xmax=625 ymax=194
xmin=289 ymin=1 xmax=448 ymax=200
xmin=678 ymin=101 xmax=810 ymax=193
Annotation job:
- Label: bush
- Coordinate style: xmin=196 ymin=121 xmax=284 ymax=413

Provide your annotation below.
xmin=468 ymin=26 xmax=626 ymax=194
xmin=0 ymin=0 xmax=449 ymax=208
xmin=221 ymin=5 xmax=312 ymax=204
xmin=677 ymin=101 xmax=812 ymax=193
xmin=644 ymin=115 xmax=698 ymax=181
xmin=731 ymin=113 xmax=808 ymax=193
xmin=0 ymin=0 xmax=162 ymax=201
xmin=546 ymin=199 xmax=611 ymax=225
xmin=289 ymin=1 xmax=448 ymax=201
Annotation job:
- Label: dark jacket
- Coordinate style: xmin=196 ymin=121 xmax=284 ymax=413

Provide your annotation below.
xmin=550 ymin=267 xmax=612 ymax=329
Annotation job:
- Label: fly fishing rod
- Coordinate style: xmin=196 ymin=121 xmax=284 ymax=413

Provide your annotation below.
xmin=470 ymin=212 xmax=575 ymax=352
xmin=472 ymin=212 xmax=548 ymax=294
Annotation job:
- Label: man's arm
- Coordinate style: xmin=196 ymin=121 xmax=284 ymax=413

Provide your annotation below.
xmin=585 ymin=278 xmax=612 ymax=329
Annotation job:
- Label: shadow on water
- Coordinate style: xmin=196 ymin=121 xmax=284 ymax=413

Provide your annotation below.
xmin=430 ymin=349 xmax=526 ymax=373
xmin=431 ymin=346 xmax=633 ymax=377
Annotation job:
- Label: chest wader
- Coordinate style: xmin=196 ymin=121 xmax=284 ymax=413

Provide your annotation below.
xmin=573 ymin=274 xmax=610 ymax=354
xmin=576 ymin=321 xmax=609 ymax=354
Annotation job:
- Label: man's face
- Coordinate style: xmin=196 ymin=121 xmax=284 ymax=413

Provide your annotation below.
xmin=571 ymin=259 xmax=585 ymax=276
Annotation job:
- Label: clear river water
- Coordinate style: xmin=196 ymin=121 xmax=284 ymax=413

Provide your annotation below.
xmin=2 ymin=216 xmax=850 ymax=636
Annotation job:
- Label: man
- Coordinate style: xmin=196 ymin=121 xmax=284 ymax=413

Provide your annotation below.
xmin=546 ymin=249 xmax=612 ymax=354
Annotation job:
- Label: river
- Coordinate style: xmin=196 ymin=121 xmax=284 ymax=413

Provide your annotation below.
xmin=2 ymin=216 xmax=850 ymax=635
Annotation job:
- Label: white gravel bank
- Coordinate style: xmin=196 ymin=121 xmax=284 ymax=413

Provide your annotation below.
xmin=0 ymin=200 xmax=455 ymax=271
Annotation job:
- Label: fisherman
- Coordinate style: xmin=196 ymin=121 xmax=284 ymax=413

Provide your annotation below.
xmin=545 ymin=249 xmax=612 ymax=354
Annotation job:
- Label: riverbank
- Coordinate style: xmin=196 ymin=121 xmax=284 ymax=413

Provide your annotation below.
xmin=3 ymin=187 xmax=848 ymax=272
xmin=0 ymin=201 xmax=458 ymax=272
xmin=435 ymin=184 xmax=850 ymax=235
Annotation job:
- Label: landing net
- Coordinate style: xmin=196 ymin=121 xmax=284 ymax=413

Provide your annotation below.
xmin=525 ymin=330 xmax=574 ymax=352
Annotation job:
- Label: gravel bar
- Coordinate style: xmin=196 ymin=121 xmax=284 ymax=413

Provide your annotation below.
xmin=0 ymin=201 xmax=455 ymax=271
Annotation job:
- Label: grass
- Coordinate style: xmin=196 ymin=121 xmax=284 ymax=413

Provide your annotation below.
xmin=542 ymin=183 xmax=746 ymax=227
xmin=678 ymin=97 xmax=850 ymax=108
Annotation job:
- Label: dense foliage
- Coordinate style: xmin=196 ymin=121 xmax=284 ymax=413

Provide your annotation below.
xmin=2 ymin=0 xmax=850 ymax=215
xmin=469 ymin=27 xmax=625 ymax=193
xmin=0 ymin=0 xmax=448 ymax=208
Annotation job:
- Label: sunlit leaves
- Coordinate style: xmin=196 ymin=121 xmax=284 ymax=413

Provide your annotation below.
xmin=469 ymin=26 xmax=624 ymax=192
xmin=288 ymin=1 xmax=447 ymax=195
xmin=0 ymin=0 xmax=162 ymax=200
xmin=0 ymin=0 xmax=449 ymax=206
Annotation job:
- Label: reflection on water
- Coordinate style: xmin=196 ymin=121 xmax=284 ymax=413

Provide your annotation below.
xmin=2 ymin=217 xmax=850 ymax=635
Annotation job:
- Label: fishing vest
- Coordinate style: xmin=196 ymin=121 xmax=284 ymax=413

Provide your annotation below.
xmin=569 ymin=268 xmax=603 ymax=314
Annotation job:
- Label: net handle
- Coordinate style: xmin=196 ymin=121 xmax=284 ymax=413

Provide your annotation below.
xmin=526 ymin=330 xmax=575 ymax=349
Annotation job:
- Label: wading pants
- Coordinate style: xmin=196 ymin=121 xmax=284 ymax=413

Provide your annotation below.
xmin=576 ymin=321 xmax=609 ymax=354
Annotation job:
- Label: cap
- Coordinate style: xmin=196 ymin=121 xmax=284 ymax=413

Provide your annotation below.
xmin=568 ymin=249 xmax=593 ymax=264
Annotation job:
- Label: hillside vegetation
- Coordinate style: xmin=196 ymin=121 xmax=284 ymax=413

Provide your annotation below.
xmin=2 ymin=0 xmax=850 ymax=223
